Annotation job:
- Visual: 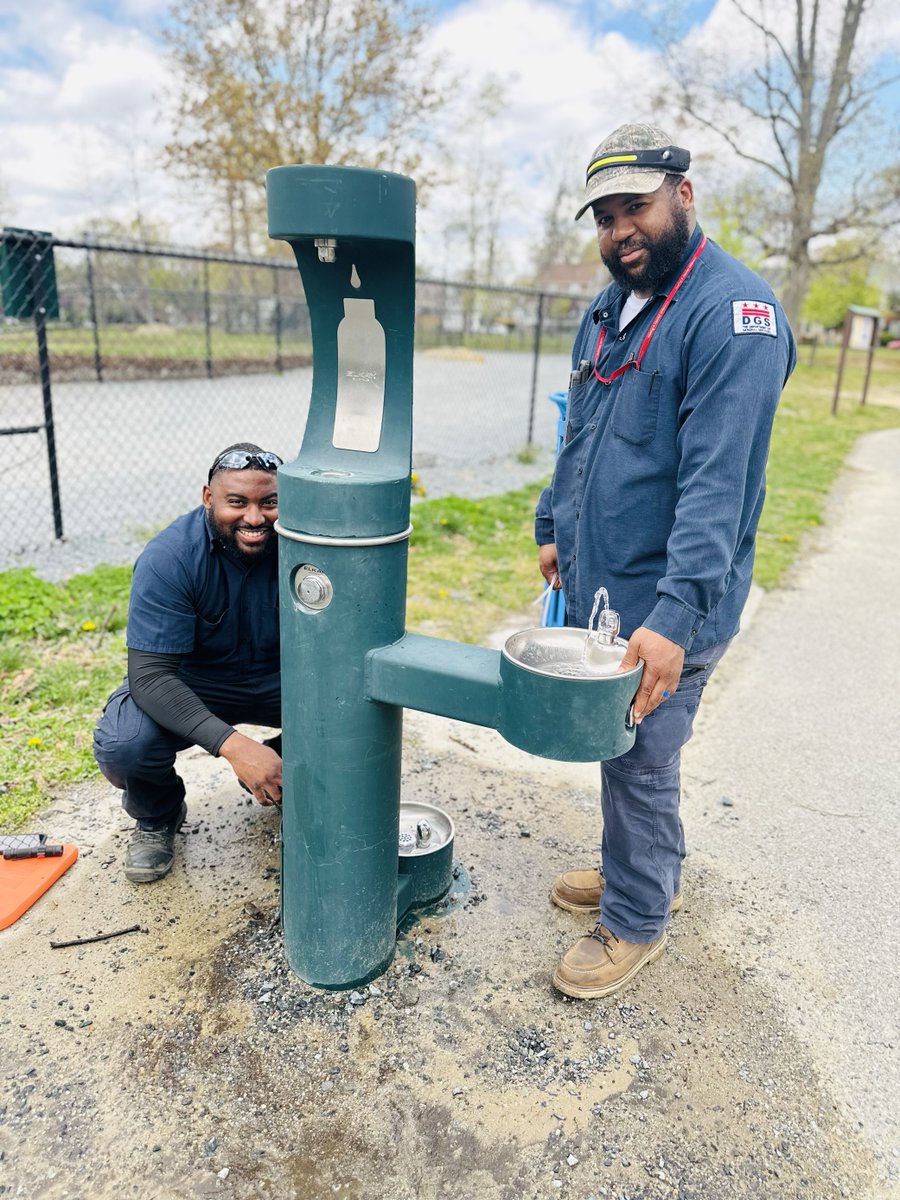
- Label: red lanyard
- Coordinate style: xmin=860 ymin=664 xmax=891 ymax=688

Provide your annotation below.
xmin=592 ymin=235 xmax=707 ymax=384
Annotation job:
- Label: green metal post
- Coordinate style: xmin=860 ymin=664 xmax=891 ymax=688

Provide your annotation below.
xmin=268 ymin=166 xmax=416 ymax=989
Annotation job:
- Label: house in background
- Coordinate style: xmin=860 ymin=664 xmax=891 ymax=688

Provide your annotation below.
xmin=532 ymin=261 xmax=610 ymax=341
xmin=534 ymin=261 xmax=609 ymax=310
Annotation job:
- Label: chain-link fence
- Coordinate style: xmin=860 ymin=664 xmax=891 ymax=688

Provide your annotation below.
xmin=0 ymin=227 xmax=593 ymax=577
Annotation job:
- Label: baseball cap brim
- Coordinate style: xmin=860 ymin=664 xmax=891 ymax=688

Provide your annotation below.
xmin=575 ymin=166 xmax=669 ymax=221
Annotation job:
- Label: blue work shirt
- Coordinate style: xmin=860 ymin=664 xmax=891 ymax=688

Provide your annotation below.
xmin=536 ymin=225 xmax=796 ymax=651
xmin=126 ymin=506 xmax=280 ymax=707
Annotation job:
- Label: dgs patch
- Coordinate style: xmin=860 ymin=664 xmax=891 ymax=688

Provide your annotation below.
xmin=732 ymin=300 xmax=777 ymax=336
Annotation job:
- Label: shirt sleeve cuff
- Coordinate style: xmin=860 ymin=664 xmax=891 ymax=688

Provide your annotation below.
xmin=643 ymin=595 xmax=703 ymax=650
xmin=193 ymin=716 xmax=235 ymax=757
xmin=535 ymin=516 xmax=555 ymax=545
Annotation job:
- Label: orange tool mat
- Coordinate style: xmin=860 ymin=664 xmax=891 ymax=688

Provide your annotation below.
xmin=0 ymin=844 xmax=79 ymax=930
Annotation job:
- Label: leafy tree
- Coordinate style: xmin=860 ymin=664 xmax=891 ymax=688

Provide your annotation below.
xmin=163 ymin=0 xmax=449 ymax=254
xmin=72 ymin=215 xmax=172 ymax=245
xmin=660 ymin=0 xmax=900 ymax=330
xmin=700 ymin=188 xmax=766 ymax=271
xmin=801 ymin=239 xmax=880 ymax=329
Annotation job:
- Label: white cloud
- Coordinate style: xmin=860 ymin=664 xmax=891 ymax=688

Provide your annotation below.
xmin=429 ymin=0 xmax=657 ymax=147
xmin=55 ymin=36 xmax=167 ymax=122
xmin=0 ymin=3 xmax=184 ymax=238
xmin=419 ymin=0 xmax=664 ymax=274
xmin=116 ymin=0 xmax=170 ymax=17
xmin=0 ymin=0 xmax=897 ymax=268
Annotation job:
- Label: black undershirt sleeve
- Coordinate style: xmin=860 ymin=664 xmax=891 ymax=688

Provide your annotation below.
xmin=127 ymin=647 xmax=235 ymax=756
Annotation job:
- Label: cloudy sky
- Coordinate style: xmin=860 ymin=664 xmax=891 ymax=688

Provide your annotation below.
xmin=1 ymin=0 xmax=898 ymax=276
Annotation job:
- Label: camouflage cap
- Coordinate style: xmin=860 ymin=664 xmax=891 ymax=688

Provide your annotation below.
xmin=575 ymin=123 xmax=690 ymax=220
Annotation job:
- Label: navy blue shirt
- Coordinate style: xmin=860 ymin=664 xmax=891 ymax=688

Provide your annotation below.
xmin=536 ymin=225 xmax=796 ymax=651
xmin=126 ymin=506 xmax=280 ymax=707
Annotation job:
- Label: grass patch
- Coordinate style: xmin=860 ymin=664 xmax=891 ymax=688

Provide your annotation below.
xmin=0 ymin=324 xmax=310 ymax=361
xmin=0 ymin=566 xmax=132 ymax=829
xmin=0 ymin=321 xmax=573 ymax=363
xmin=1 ymin=349 xmax=899 ymax=830
xmin=407 ymin=483 xmax=547 ymax=645
xmin=755 ymin=347 xmax=900 ymax=587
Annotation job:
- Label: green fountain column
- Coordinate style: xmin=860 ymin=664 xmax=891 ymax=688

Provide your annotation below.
xmin=269 ymin=165 xmax=416 ymax=988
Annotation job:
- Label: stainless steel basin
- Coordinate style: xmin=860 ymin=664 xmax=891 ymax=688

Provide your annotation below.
xmin=496 ymin=626 xmax=642 ymax=762
xmin=503 ymin=626 xmax=634 ymax=679
xmin=397 ymin=800 xmax=455 ymax=907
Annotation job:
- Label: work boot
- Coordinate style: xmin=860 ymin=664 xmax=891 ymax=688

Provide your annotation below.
xmin=552 ymin=924 xmax=668 ymax=1000
xmin=549 ymin=868 xmax=683 ymax=915
xmin=124 ymin=800 xmax=187 ymax=884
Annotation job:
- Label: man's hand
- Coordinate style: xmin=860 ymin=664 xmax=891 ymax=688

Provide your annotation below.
xmin=219 ymin=731 xmax=283 ymax=805
xmin=617 ymin=627 xmax=685 ymax=723
xmin=538 ymin=543 xmax=561 ymax=588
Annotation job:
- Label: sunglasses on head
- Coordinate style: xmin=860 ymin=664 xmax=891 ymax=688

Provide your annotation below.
xmin=208 ymin=450 xmax=283 ymax=482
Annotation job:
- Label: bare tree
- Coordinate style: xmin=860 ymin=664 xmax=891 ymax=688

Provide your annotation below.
xmin=531 ymin=157 xmax=584 ymax=279
xmin=661 ymin=0 xmax=899 ymax=329
xmin=438 ymin=78 xmax=518 ymax=325
xmin=163 ymin=0 xmax=450 ymax=254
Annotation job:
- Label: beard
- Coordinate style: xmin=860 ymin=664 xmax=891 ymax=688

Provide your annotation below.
xmin=601 ymin=200 xmax=692 ymax=294
xmin=206 ymin=511 xmax=275 ymax=561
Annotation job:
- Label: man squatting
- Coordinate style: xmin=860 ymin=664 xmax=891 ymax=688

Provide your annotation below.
xmin=538 ymin=123 xmax=796 ymax=999
xmin=93 ymin=444 xmax=284 ymax=883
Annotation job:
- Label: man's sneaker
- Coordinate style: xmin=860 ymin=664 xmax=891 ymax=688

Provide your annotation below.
xmin=124 ymin=801 xmax=187 ymax=884
xmin=550 ymin=868 xmax=683 ymax=915
xmin=552 ymin=924 xmax=668 ymax=1000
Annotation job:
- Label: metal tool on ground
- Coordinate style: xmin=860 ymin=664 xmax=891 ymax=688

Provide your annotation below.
xmin=3 ymin=843 xmax=64 ymax=860
xmin=267 ymin=164 xmax=643 ymax=991
xmin=1 ymin=832 xmax=65 ymax=859
xmin=0 ymin=830 xmax=63 ymax=859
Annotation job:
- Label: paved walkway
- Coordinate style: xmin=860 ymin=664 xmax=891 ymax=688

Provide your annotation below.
xmin=681 ymin=427 xmax=900 ymax=1193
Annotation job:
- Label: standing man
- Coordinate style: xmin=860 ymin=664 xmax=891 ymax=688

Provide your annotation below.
xmin=93 ymin=443 xmax=284 ymax=884
xmin=536 ymin=124 xmax=796 ymax=999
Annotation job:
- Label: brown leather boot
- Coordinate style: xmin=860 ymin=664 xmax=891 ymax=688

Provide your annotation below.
xmin=552 ymin=924 xmax=668 ymax=999
xmin=549 ymin=868 xmax=683 ymax=915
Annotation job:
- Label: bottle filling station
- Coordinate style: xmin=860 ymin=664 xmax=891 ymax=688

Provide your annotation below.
xmin=267 ymin=165 xmax=641 ymax=991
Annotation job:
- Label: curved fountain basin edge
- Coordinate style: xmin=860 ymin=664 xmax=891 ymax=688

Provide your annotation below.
xmin=365 ymin=632 xmax=641 ymax=763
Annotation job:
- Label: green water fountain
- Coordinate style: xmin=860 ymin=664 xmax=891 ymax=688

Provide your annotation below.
xmin=267 ymin=164 xmax=641 ymax=990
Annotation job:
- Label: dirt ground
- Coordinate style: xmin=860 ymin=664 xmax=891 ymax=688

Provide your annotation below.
xmin=0 ymin=621 xmax=893 ymax=1200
